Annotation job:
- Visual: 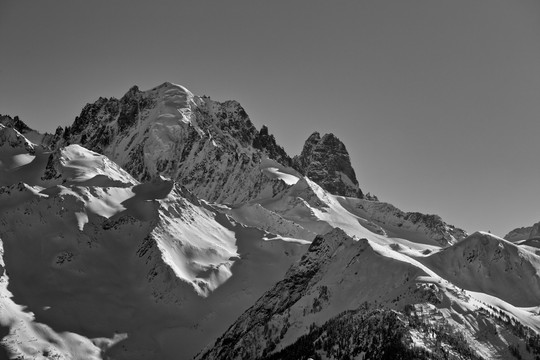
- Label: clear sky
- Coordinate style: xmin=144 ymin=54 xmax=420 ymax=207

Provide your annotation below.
xmin=2 ymin=0 xmax=540 ymax=237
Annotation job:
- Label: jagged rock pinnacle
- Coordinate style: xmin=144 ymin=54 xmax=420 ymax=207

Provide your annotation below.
xmin=294 ymin=132 xmax=363 ymax=198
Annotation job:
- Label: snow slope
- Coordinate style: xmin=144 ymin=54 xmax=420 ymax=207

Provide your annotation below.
xmin=248 ymin=176 xmax=466 ymax=251
xmin=0 ymin=141 xmax=307 ymax=360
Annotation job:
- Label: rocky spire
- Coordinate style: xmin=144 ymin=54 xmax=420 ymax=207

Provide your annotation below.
xmin=294 ymin=132 xmax=363 ymax=198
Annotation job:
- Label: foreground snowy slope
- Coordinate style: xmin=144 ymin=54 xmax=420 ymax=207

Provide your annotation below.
xmin=0 ymin=142 xmax=307 ymax=359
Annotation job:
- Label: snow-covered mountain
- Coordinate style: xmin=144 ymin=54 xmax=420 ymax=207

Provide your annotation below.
xmin=0 ymin=83 xmax=539 ymax=360
xmin=43 ymin=83 xmax=298 ymax=205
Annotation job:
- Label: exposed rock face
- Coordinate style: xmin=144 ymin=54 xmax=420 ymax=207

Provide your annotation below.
xmin=294 ymin=132 xmax=363 ymax=198
xmin=252 ymin=125 xmax=292 ymax=167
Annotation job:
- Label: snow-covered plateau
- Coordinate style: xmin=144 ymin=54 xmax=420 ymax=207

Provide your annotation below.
xmin=0 ymin=84 xmax=539 ymax=360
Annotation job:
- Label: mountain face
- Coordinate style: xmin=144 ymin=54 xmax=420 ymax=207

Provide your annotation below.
xmin=1 ymin=83 xmax=539 ymax=360
xmin=51 ymin=83 xmax=293 ymax=205
xmin=294 ymin=132 xmax=362 ymax=198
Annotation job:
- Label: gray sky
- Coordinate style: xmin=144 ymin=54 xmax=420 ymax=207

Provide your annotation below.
xmin=2 ymin=0 xmax=540 ymax=237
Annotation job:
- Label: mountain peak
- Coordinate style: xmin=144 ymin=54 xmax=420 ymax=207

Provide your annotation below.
xmin=56 ymin=83 xmax=294 ymax=204
xmin=294 ymin=132 xmax=363 ymax=198
xmin=320 ymin=132 xmax=341 ymax=145
xmin=147 ymin=82 xmax=195 ymax=100
xmin=306 ymin=131 xmax=321 ymax=141
xmin=125 ymin=84 xmax=140 ymax=93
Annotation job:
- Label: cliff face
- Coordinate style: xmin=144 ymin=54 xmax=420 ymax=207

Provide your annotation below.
xmin=294 ymin=132 xmax=363 ymax=198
